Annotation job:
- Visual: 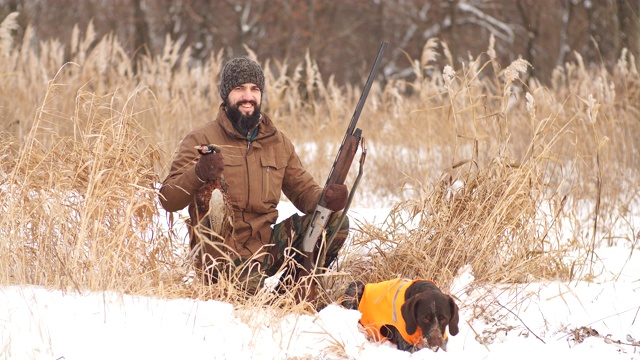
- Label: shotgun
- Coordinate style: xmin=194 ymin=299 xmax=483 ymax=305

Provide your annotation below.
xmin=299 ymin=41 xmax=388 ymax=301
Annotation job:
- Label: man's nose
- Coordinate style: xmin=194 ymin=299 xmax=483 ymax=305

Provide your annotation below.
xmin=240 ymin=88 xmax=254 ymax=99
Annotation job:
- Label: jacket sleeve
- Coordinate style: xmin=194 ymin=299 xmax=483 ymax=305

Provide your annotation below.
xmin=280 ymin=134 xmax=323 ymax=214
xmin=158 ymin=131 xmax=205 ymax=212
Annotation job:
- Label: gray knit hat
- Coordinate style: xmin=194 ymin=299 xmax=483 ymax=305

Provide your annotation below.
xmin=219 ymin=57 xmax=265 ymax=101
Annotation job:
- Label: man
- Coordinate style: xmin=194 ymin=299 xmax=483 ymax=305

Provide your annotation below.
xmin=159 ymin=57 xmax=349 ymax=296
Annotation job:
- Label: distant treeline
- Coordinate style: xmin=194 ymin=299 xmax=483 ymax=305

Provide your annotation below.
xmin=1 ymin=0 xmax=639 ymax=84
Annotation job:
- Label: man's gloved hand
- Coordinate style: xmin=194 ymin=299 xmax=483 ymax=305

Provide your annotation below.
xmin=324 ymin=183 xmax=349 ymax=211
xmin=195 ymin=147 xmax=224 ymax=182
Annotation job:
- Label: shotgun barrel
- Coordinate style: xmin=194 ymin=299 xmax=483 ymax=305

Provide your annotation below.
xmin=298 ymin=41 xmax=388 ymax=302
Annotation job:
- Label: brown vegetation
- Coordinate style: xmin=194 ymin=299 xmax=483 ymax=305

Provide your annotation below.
xmin=1 ymin=17 xmax=639 ymax=313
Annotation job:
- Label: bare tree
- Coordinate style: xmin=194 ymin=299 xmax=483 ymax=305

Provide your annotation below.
xmin=132 ymin=0 xmax=150 ymax=60
xmin=557 ymin=0 xmax=573 ymax=68
xmin=516 ymin=0 xmax=541 ymax=79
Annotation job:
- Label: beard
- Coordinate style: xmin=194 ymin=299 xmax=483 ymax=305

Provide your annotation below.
xmin=226 ymin=100 xmax=262 ymax=136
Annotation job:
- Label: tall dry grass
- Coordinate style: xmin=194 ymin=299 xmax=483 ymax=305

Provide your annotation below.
xmin=1 ymin=15 xmax=639 ymax=313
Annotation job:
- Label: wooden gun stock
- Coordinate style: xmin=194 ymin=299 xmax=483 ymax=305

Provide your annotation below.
xmin=317 ymin=129 xmax=362 ymax=207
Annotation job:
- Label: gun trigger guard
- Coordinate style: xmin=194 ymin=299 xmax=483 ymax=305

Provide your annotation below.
xmin=360 ymin=137 xmax=367 ymax=164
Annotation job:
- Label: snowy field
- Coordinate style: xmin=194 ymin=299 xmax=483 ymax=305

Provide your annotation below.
xmin=1 ymin=201 xmax=639 ymax=360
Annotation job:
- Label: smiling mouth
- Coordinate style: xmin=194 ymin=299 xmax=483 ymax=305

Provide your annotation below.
xmin=238 ymin=101 xmax=255 ymax=113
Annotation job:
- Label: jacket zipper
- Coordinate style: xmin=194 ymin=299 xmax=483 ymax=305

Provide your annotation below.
xmin=245 ymin=130 xmax=253 ymax=208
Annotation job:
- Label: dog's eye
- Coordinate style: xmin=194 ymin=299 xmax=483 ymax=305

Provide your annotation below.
xmin=422 ymin=314 xmax=434 ymax=322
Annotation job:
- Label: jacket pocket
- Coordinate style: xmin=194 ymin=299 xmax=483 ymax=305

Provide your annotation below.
xmin=261 ymin=155 xmax=286 ymax=204
xmin=222 ymin=152 xmax=245 ymax=208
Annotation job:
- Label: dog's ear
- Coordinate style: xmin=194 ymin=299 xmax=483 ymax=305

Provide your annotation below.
xmin=400 ymin=296 xmax=420 ymax=335
xmin=448 ymin=296 xmax=460 ymax=336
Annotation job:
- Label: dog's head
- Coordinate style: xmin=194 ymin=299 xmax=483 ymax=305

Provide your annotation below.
xmin=400 ymin=290 xmax=459 ymax=351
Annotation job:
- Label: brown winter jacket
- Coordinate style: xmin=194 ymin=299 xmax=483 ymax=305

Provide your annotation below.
xmin=159 ymin=105 xmax=322 ymax=259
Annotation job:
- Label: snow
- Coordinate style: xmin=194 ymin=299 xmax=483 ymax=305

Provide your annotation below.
xmin=1 ymin=201 xmax=639 ymax=360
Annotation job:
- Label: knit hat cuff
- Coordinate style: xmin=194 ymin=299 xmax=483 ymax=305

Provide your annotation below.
xmin=219 ymin=57 xmax=265 ymax=100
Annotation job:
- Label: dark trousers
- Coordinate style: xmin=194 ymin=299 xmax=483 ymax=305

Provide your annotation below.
xmin=193 ymin=211 xmax=350 ymax=293
xmin=264 ymin=211 xmax=350 ymax=276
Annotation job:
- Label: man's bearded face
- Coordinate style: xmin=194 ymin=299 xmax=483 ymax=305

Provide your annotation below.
xmin=226 ymin=99 xmax=261 ymax=135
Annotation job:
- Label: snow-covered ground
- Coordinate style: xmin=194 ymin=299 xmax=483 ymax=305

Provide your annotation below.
xmin=1 ymin=201 xmax=639 ymax=359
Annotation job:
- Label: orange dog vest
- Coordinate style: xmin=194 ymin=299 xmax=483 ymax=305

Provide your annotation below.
xmin=357 ymin=278 xmax=446 ymax=345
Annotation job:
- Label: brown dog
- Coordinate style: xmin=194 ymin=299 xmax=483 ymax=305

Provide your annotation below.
xmin=341 ymin=278 xmax=459 ymax=352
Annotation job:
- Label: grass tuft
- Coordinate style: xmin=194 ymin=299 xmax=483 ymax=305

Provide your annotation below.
xmin=1 ymin=21 xmax=639 ymax=317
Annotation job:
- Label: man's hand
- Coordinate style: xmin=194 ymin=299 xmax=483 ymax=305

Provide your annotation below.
xmin=195 ymin=147 xmax=224 ymax=182
xmin=324 ymin=183 xmax=349 ymax=211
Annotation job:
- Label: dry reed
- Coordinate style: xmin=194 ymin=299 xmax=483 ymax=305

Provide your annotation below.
xmin=1 ymin=16 xmax=639 ymax=316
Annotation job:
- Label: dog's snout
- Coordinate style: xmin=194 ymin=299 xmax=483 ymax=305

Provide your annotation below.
xmin=425 ymin=326 xmax=445 ymax=351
